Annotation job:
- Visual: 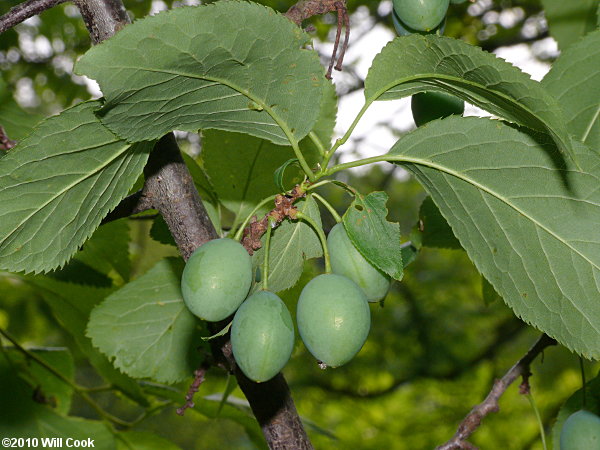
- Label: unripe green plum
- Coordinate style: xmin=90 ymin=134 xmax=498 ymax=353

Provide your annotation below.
xmin=297 ymin=274 xmax=370 ymax=368
xmin=411 ymin=91 xmax=464 ymax=127
xmin=560 ymin=410 xmax=600 ymax=450
xmin=327 ymin=223 xmax=390 ymax=303
xmin=392 ymin=0 xmax=449 ymax=32
xmin=181 ymin=238 xmax=252 ymax=322
xmin=392 ymin=9 xmax=445 ymax=36
xmin=231 ymin=290 xmax=294 ymax=382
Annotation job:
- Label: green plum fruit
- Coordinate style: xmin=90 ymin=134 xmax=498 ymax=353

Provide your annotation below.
xmin=411 ymin=91 xmax=465 ymax=127
xmin=392 ymin=9 xmax=445 ymax=36
xmin=327 ymin=223 xmax=391 ymax=302
xmin=392 ymin=0 xmax=450 ymax=31
xmin=297 ymin=274 xmax=370 ymax=368
xmin=231 ymin=290 xmax=294 ymax=383
xmin=181 ymin=238 xmax=252 ymax=322
xmin=560 ymin=410 xmax=600 ymax=450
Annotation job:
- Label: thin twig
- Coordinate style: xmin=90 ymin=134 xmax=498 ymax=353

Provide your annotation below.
xmin=0 ymin=126 xmax=17 ymax=151
xmin=176 ymin=364 xmax=209 ymax=416
xmin=436 ymin=334 xmax=557 ymax=450
xmin=0 ymin=0 xmax=67 ymax=34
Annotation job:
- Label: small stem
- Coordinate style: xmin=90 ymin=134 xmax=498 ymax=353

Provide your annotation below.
xmin=291 ymin=140 xmax=316 ymax=182
xmin=295 ymin=209 xmax=331 ymax=273
xmin=308 ymin=131 xmax=327 ymax=158
xmin=0 ymin=0 xmax=67 ymax=34
xmin=233 ymin=195 xmax=278 ymax=241
xmin=321 ymin=100 xmax=373 ymax=170
xmin=312 ymin=193 xmax=341 ymax=223
xmin=0 ymin=328 xmax=131 ymax=428
xmin=325 ymin=154 xmax=389 ymax=176
xmin=526 ymin=393 xmax=547 ymax=450
xmin=262 ymin=218 xmax=275 ymax=291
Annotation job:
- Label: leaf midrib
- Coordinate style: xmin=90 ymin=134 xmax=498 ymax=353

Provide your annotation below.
xmin=388 ymin=154 xmax=598 ymax=272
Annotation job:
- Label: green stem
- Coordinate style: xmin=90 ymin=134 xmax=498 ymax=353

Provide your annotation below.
xmin=262 ymin=218 xmax=274 ymax=291
xmin=325 ymin=154 xmax=390 ymax=176
xmin=312 ymin=193 xmax=342 ymax=223
xmin=0 ymin=328 xmax=131 ymax=428
xmin=308 ymin=131 xmax=327 ymax=158
xmin=295 ymin=210 xmax=331 ymax=273
xmin=526 ymin=393 xmax=547 ymax=450
xmin=291 ymin=139 xmax=316 ymax=182
xmin=233 ymin=195 xmax=278 ymax=241
xmin=320 ymin=100 xmax=373 ymax=171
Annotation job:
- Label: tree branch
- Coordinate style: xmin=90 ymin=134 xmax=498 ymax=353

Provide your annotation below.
xmin=436 ymin=334 xmax=557 ymax=450
xmin=0 ymin=0 xmax=67 ymax=34
xmin=74 ymin=2 xmax=313 ymax=447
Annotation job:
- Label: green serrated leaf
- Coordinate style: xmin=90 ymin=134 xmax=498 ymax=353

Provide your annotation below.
xmin=252 ymin=196 xmax=322 ymax=293
xmin=365 ymin=35 xmax=575 ymax=162
xmin=0 ymin=353 xmax=115 ymax=448
xmin=202 ymin=130 xmax=305 ymax=225
xmin=552 ymin=372 xmax=600 ymax=448
xmin=75 ymin=2 xmax=324 ymax=145
xmin=0 ymin=101 xmax=153 ymax=274
xmin=343 ymin=191 xmax=403 ymax=280
xmin=386 ymin=116 xmax=600 ymax=359
xmin=26 ymin=276 xmax=148 ymax=406
xmin=87 ymin=258 xmax=205 ymax=384
xmin=542 ymin=29 xmax=600 ymax=152
xmin=540 ymin=0 xmax=598 ymax=51
xmin=418 ymin=196 xmax=461 ymax=249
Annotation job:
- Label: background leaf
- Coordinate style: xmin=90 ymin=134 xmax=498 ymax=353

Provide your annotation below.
xmin=540 ymin=0 xmax=598 ymax=51
xmin=417 ymin=196 xmax=461 ymax=249
xmin=0 ymin=101 xmax=153 ymax=274
xmin=0 ymin=350 xmax=115 ymax=448
xmin=252 ymin=196 xmax=322 ymax=294
xmin=87 ymin=258 xmax=205 ymax=384
xmin=386 ymin=116 xmax=600 ymax=359
xmin=343 ymin=191 xmax=403 ymax=280
xmin=365 ymin=35 xmax=574 ymax=160
xmin=26 ymin=276 xmax=148 ymax=406
xmin=542 ymin=29 xmax=600 ymax=152
xmin=75 ymin=2 xmax=324 ymax=145
xmin=202 ymin=130 xmax=306 ymax=227
xmin=116 ymin=431 xmax=182 ymax=450
xmin=75 ymin=220 xmax=131 ymax=282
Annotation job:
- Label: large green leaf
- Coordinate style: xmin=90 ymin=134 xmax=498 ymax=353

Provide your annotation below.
xmin=27 ymin=276 xmax=148 ymax=406
xmin=202 ymin=130 xmax=304 ymax=226
xmin=385 ymin=116 xmax=600 ymax=359
xmin=365 ymin=35 xmax=574 ymax=161
xmin=540 ymin=0 xmax=598 ymax=51
xmin=542 ymin=30 xmax=600 ymax=152
xmin=0 ymin=101 xmax=153 ymax=274
xmin=87 ymin=258 xmax=205 ymax=383
xmin=252 ymin=196 xmax=322 ymax=294
xmin=343 ymin=191 xmax=403 ymax=280
xmin=75 ymin=2 xmax=324 ymax=146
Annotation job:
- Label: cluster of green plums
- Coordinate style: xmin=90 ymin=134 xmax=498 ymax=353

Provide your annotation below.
xmin=560 ymin=409 xmax=600 ymax=450
xmin=392 ymin=0 xmax=465 ymax=126
xmin=180 ymin=224 xmax=390 ymax=382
